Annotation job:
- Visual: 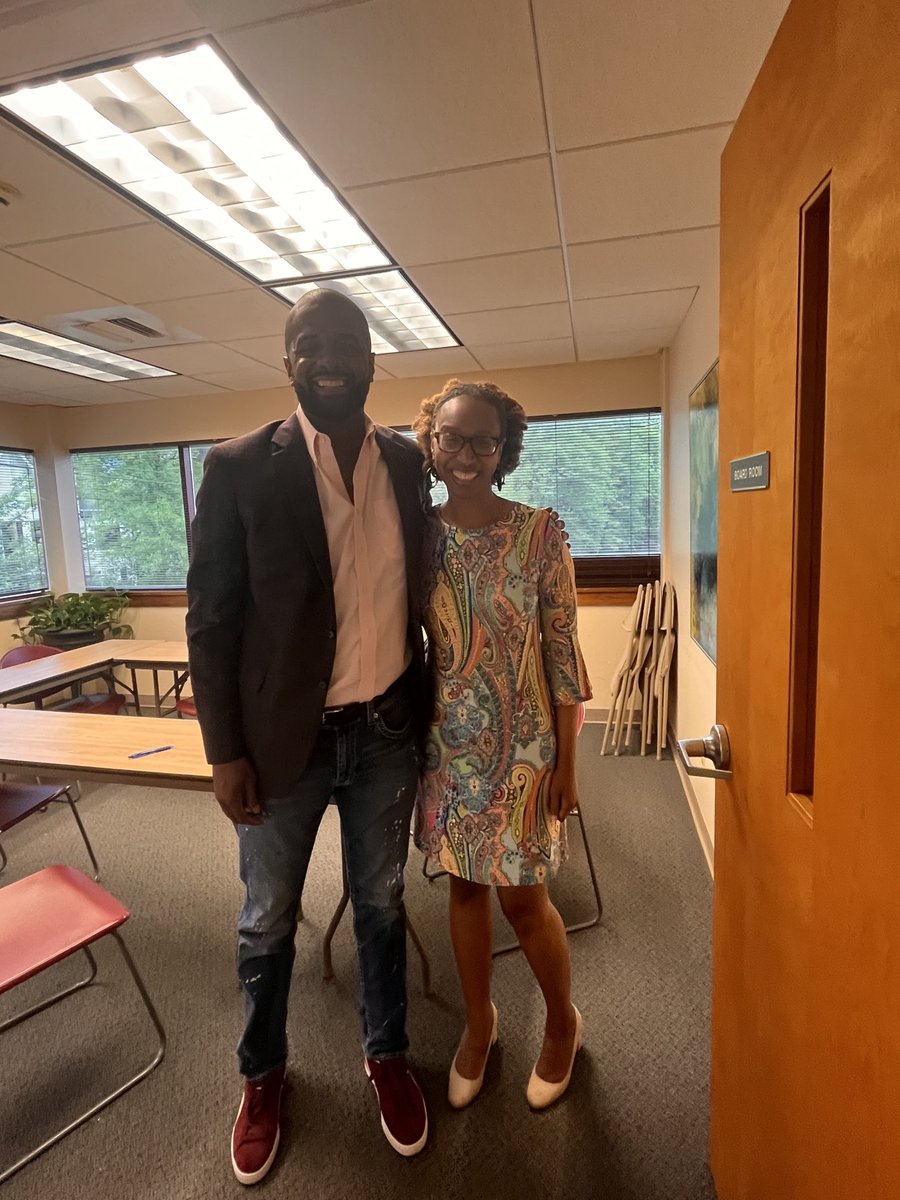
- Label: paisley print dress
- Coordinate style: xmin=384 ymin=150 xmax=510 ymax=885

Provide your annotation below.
xmin=415 ymin=503 xmax=592 ymax=885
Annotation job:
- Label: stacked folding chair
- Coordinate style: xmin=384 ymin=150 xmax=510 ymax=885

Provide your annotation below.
xmin=600 ymin=580 xmax=677 ymax=757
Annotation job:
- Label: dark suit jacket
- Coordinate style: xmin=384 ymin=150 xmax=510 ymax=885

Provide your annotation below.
xmin=185 ymin=413 xmax=429 ymax=799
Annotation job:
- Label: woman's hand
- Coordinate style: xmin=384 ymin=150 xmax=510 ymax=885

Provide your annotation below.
xmin=548 ymin=761 xmax=580 ymax=821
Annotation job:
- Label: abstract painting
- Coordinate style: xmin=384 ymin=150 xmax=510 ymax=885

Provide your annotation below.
xmin=689 ymin=360 xmax=718 ymax=663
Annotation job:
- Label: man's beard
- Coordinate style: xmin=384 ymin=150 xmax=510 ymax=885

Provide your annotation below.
xmin=293 ymin=377 xmax=369 ymax=427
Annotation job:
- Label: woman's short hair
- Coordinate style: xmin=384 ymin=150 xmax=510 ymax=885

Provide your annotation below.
xmin=412 ymin=378 xmax=527 ymax=489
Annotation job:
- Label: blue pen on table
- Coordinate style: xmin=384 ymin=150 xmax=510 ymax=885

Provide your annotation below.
xmin=128 ymin=745 xmax=174 ymax=759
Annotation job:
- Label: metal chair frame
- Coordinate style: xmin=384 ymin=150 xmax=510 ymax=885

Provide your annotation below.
xmin=0 ymin=780 xmax=100 ymax=880
xmin=421 ymin=806 xmax=603 ymax=957
xmin=0 ymin=868 xmax=166 ymax=1185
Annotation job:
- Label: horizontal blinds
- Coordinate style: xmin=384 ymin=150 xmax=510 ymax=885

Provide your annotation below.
xmin=0 ymin=448 xmax=49 ymax=598
xmin=402 ymin=411 xmax=661 ymax=581
xmin=74 ymin=447 xmax=191 ymax=589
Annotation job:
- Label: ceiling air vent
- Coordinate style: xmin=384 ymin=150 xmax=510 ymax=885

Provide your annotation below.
xmin=38 ymin=306 xmax=204 ymax=351
xmin=72 ymin=317 xmax=165 ymax=344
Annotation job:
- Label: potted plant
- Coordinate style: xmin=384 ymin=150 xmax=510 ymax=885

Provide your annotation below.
xmin=13 ymin=591 xmax=132 ymax=650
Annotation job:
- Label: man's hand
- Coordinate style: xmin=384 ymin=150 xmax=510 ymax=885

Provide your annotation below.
xmin=547 ymin=762 xmax=579 ymax=821
xmin=545 ymin=507 xmax=570 ymax=544
xmin=213 ymin=758 xmax=263 ymax=825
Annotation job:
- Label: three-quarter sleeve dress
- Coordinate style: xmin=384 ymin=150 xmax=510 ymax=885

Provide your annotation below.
xmin=415 ymin=503 xmax=592 ymax=886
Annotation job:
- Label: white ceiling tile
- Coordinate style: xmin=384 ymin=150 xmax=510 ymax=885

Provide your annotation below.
xmin=117 ymin=376 xmax=226 ymax=398
xmin=0 ymin=390 xmax=85 ymax=406
xmin=409 ymin=250 xmax=567 ymax=316
xmin=144 ymin=290 xmax=288 ymax=342
xmin=537 ymin=0 xmax=790 ymax=149
xmin=374 ymin=347 xmax=481 ymax=379
xmin=569 ymin=228 xmax=720 ymax=300
xmin=221 ymin=335 xmax=286 ymax=368
xmin=346 ymin=159 xmax=559 ymax=266
xmin=0 ymin=0 xmax=203 ymax=86
xmin=223 ymin=0 xmax=547 ymax=188
xmin=558 ymin=126 xmax=731 ymax=243
xmin=12 ymin=224 xmax=251 ymax=305
xmin=572 ymin=289 xmax=696 ymax=338
xmin=575 ymin=326 xmax=676 ymax=361
xmin=185 ymin=0 xmax=334 ymax=28
xmin=473 ymin=338 xmax=576 ymax=370
xmin=192 ymin=365 xmax=288 ymax=392
xmin=0 ymin=250 xmax=117 ymax=319
xmin=0 ymin=123 xmax=146 ymax=246
xmin=134 ymin=342 xmax=270 ymax=376
xmin=449 ymin=303 xmax=571 ymax=347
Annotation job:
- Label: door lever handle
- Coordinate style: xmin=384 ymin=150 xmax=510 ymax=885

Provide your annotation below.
xmin=675 ymin=723 xmax=732 ymax=780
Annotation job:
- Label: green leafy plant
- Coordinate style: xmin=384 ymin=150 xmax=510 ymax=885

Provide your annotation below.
xmin=13 ymin=591 xmax=132 ymax=644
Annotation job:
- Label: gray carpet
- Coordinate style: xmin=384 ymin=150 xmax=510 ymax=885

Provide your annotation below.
xmin=0 ymin=725 xmax=716 ymax=1200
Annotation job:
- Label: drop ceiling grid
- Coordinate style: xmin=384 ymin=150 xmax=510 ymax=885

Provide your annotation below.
xmin=0 ymin=0 xmax=794 ymax=404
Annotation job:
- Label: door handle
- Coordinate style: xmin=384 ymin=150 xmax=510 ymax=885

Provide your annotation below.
xmin=675 ymin=723 xmax=733 ymax=780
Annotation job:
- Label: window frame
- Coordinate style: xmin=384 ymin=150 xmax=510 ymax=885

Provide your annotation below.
xmin=71 ymin=438 xmax=218 ymax=601
xmin=398 ymin=406 xmax=662 ymax=595
xmin=0 ymin=444 xmax=51 ymax=617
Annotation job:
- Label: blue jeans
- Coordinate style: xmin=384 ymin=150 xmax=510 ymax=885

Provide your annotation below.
xmin=235 ymin=686 xmax=419 ymax=1079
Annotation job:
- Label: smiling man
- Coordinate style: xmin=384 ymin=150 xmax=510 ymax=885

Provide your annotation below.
xmin=186 ymin=288 xmax=430 ymax=1183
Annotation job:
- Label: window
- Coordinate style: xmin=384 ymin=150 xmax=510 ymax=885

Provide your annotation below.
xmin=0 ymin=447 xmax=49 ymax=600
xmin=72 ymin=443 xmax=213 ymax=590
xmin=404 ymin=409 xmax=662 ymax=588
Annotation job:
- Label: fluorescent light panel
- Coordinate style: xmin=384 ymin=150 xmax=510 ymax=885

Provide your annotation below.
xmin=0 ymin=43 xmax=459 ymax=356
xmin=0 ymin=322 xmax=174 ymax=381
xmin=274 ymin=272 xmax=458 ymax=355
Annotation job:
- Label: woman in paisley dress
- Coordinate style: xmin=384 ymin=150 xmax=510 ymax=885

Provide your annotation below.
xmin=413 ymin=379 xmax=592 ymax=1111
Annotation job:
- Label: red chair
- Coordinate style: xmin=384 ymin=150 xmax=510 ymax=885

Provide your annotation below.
xmin=0 ymin=644 xmax=125 ymax=715
xmin=0 ymin=865 xmax=165 ymax=1184
xmin=0 ymin=780 xmax=100 ymax=880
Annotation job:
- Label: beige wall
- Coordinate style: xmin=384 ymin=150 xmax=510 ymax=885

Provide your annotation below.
xmin=663 ymin=237 xmax=720 ymax=864
xmin=2 ymin=355 xmax=660 ymax=692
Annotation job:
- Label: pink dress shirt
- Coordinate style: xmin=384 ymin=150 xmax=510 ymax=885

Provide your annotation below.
xmin=296 ymin=406 xmax=409 ymax=707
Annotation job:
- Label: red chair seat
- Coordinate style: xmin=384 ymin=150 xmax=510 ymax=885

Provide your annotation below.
xmin=0 ymin=866 xmax=164 ymax=1184
xmin=0 ymin=866 xmax=128 ymax=993
xmin=174 ymin=697 xmax=196 ymax=718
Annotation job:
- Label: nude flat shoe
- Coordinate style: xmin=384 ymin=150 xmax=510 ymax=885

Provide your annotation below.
xmin=448 ymin=1003 xmax=499 ymax=1109
xmin=526 ymin=1006 xmax=583 ymax=1110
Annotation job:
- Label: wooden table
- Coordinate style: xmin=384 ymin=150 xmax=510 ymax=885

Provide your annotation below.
xmin=0 ymin=639 xmax=190 ymax=716
xmin=0 ymin=708 xmax=211 ymax=789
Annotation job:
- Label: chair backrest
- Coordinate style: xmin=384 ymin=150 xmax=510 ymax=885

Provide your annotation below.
xmin=0 ymin=644 xmax=61 ymax=668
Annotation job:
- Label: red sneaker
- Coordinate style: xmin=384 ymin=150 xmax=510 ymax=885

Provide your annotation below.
xmin=364 ymin=1056 xmax=428 ymax=1157
xmin=230 ymin=1065 xmax=286 ymax=1185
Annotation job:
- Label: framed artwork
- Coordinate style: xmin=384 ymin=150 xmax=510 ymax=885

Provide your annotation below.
xmin=689 ymin=360 xmax=719 ymax=663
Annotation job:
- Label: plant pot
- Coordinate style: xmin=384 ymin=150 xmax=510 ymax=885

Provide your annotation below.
xmin=40 ymin=628 xmax=106 ymax=651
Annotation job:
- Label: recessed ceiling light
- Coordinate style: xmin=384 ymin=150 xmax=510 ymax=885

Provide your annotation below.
xmin=274 ymin=271 xmax=459 ymax=355
xmin=0 ymin=42 xmax=458 ymax=354
xmin=0 ymin=321 xmax=175 ymax=381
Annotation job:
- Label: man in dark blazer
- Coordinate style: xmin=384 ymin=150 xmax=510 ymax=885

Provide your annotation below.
xmin=186 ymin=288 xmax=430 ymax=1184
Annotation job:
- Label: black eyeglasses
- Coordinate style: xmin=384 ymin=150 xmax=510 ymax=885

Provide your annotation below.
xmin=432 ymin=431 xmax=503 ymax=456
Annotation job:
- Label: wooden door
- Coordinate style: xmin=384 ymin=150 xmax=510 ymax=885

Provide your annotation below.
xmin=710 ymin=2 xmax=900 ymax=1197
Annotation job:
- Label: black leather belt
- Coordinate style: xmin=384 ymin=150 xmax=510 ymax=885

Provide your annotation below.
xmin=320 ymin=669 xmax=409 ymax=727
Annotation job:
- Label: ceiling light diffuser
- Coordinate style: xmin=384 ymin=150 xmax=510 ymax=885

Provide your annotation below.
xmin=0 ymin=42 xmax=459 ymax=355
xmin=274 ymin=271 xmax=458 ymax=355
xmin=0 ymin=322 xmax=175 ymax=381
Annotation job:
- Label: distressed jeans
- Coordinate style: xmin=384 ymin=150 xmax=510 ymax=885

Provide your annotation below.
xmin=235 ymin=685 xmax=419 ymax=1079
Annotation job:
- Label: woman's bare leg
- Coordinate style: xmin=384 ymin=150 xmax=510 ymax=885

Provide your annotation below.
xmin=449 ymin=875 xmax=496 ymax=1078
xmin=496 ymin=884 xmax=577 ymax=1081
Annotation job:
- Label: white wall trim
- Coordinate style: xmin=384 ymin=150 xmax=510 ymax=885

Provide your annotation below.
xmin=670 ymin=720 xmax=714 ymax=877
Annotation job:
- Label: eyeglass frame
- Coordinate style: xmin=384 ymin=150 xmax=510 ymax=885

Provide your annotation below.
xmin=431 ymin=430 xmax=504 ymax=457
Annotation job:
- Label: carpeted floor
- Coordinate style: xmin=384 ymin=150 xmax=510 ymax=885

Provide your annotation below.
xmin=0 ymin=724 xmax=716 ymax=1200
